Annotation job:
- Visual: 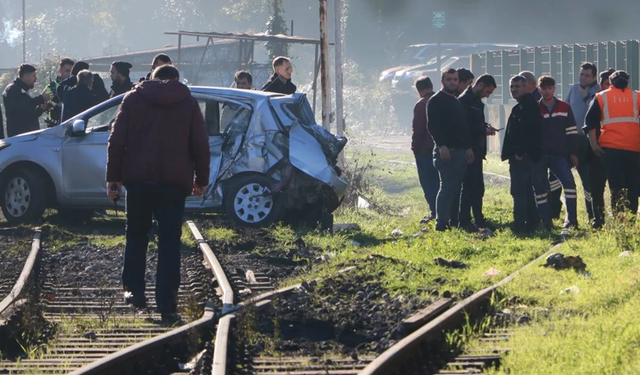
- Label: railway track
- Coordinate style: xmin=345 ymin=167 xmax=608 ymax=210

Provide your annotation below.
xmin=0 ymin=220 xmax=229 ymax=375
xmin=1 ymin=194 xmax=565 ymax=375
xmin=188 ymin=203 xmax=564 ymax=375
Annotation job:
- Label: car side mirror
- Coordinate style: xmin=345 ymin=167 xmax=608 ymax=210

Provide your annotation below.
xmin=71 ymin=119 xmax=87 ymax=137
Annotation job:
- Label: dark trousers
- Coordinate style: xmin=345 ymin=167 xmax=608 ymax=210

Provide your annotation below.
xmin=602 ymin=148 xmax=640 ymax=214
xmin=532 ymin=154 xmax=578 ymax=225
xmin=434 ymin=147 xmax=467 ymax=230
xmin=548 ymin=136 xmax=594 ymax=220
xmin=459 ymin=152 xmax=486 ymax=227
xmin=589 ymin=154 xmax=607 ymax=226
xmin=509 ymin=156 xmax=539 ymax=231
xmin=415 ymin=152 xmax=440 ymax=219
xmin=123 ymin=182 xmax=187 ymax=314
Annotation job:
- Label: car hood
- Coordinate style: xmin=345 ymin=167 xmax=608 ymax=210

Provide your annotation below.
xmin=5 ymin=124 xmax=68 ymax=142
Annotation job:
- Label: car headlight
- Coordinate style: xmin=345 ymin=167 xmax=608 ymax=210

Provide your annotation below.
xmin=0 ymin=140 xmax=11 ymax=151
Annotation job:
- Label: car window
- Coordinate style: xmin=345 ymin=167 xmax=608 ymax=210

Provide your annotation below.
xmin=86 ymin=104 xmax=120 ymax=132
xmin=197 ymin=98 xmax=252 ymax=137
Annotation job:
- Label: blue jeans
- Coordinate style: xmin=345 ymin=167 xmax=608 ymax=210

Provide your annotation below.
xmin=123 ymin=182 xmax=187 ymax=314
xmin=548 ymin=136 xmax=594 ymax=220
xmin=533 ymin=154 xmax=578 ymax=225
xmin=434 ymin=147 xmax=467 ymax=230
xmin=415 ymin=152 xmax=440 ymax=219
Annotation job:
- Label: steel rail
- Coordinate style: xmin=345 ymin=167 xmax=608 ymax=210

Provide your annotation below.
xmin=68 ymin=301 xmax=216 ymax=375
xmin=69 ymin=221 xmax=231 ymax=375
xmin=0 ymin=228 xmax=42 ymax=321
xmin=358 ymin=243 xmax=562 ymax=375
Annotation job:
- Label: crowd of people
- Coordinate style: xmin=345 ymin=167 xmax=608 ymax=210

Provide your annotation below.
xmin=413 ymin=63 xmax=640 ymax=234
xmin=0 ymin=54 xmax=298 ymax=139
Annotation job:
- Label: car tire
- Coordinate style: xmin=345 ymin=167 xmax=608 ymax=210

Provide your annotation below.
xmin=224 ymin=174 xmax=284 ymax=228
xmin=1 ymin=169 xmax=47 ymax=225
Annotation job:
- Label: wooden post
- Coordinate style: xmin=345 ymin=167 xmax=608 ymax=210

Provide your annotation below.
xmin=501 ymin=50 xmax=510 ymax=105
xmin=616 ymin=41 xmax=626 ymax=71
xmin=533 ymin=46 xmax=544 ymax=76
xmin=586 ymin=43 xmax=596 ymax=65
xmin=334 ymin=0 xmax=345 ymax=137
xmin=319 ymin=0 xmax=332 ymax=131
xmin=561 ymin=45 xmax=571 ymax=98
xmin=573 ymin=43 xmax=583 ymax=86
xmin=597 ymin=42 xmax=607 ymax=69
xmin=177 ymin=34 xmax=182 ymax=70
xmin=607 ymin=41 xmax=616 ymax=70
xmin=627 ymin=40 xmax=639 ymax=90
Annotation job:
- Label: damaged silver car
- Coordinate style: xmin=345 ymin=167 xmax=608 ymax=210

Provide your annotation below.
xmin=0 ymin=87 xmax=348 ymax=227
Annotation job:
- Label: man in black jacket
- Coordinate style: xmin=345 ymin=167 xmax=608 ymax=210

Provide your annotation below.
xmin=139 ymin=54 xmax=172 ymax=83
xmin=62 ymin=70 xmax=99 ymax=122
xmin=0 ymin=105 xmax=4 ymax=139
xmin=501 ymin=75 xmax=542 ymax=234
xmin=457 ymin=74 xmax=497 ymax=232
xmin=262 ymin=56 xmax=296 ymax=95
xmin=427 ymin=68 xmax=474 ymax=232
xmin=110 ymin=61 xmax=135 ymax=98
xmin=2 ymin=64 xmax=50 ymax=137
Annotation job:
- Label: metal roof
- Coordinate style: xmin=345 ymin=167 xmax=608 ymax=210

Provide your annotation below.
xmin=165 ymin=30 xmax=322 ymax=45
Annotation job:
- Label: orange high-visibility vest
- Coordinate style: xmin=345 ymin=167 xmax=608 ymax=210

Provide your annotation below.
xmin=596 ymin=87 xmax=640 ymax=152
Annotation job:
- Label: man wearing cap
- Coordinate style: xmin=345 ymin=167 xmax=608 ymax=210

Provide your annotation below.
xmin=584 ymin=70 xmax=640 ymax=215
xmin=110 ymin=61 xmax=135 ymax=98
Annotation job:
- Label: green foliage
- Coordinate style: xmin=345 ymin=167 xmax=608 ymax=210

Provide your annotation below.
xmin=264 ymin=0 xmax=290 ymax=61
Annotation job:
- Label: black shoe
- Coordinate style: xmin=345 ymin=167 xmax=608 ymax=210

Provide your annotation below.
xmin=124 ymin=291 xmax=147 ymax=309
xmin=592 ymin=220 xmax=604 ymax=230
xmin=459 ymin=222 xmax=479 ymax=233
xmin=420 ymin=215 xmax=435 ymax=224
xmin=563 ymin=220 xmax=578 ymax=230
xmin=161 ymin=312 xmax=184 ymax=326
xmin=477 ymin=220 xmax=496 ymax=232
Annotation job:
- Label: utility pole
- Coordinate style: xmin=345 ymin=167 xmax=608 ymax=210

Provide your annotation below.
xmin=22 ymin=0 xmax=26 ymax=63
xmin=334 ymin=0 xmax=345 ymax=137
xmin=319 ymin=0 xmax=331 ymax=131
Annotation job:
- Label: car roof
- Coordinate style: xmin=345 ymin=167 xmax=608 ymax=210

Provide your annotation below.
xmin=189 ymin=86 xmax=284 ymax=99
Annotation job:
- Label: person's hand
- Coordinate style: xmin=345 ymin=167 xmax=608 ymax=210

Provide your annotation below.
xmin=515 ymin=154 xmax=524 ymax=161
xmin=107 ymin=182 xmax=122 ymax=201
xmin=192 ymin=184 xmax=206 ymax=196
xmin=439 ymin=146 xmax=451 ymax=162
xmin=41 ymin=92 xmax=51 ymax=102
xmin=590 ymin=142 xmax=604 ymax=157
xmin=570 ymin=154 xmax=579 ymax=168
xmin=466 ymin=148 xmax=475 ymax=164
xmin=486 ymin=127 xmax=496 ymax=136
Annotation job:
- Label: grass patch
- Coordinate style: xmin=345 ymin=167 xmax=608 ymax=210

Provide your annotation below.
xmin=459 ymin=217 xmax=640 ymax=374
xmin=202 ymin=226 xmax=238 ymax=244
xmin=278 ymin=152 xmax=582 ymax=300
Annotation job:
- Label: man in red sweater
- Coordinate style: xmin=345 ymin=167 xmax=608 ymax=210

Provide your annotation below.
xmin=106 ymin=65 xmax=210 ymax=324
xmin=411 ymin=76 xmax=438 ymax=223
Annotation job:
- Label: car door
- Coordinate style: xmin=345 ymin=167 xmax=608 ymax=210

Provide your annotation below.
xmin=187 ymin=94 xmax=253 ymax=209
xmin=61 ymin=101 xmax=120 ymax=206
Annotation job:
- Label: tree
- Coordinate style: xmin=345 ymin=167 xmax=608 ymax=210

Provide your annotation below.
xmin=264 ymin=0 xmax=289 ymax=60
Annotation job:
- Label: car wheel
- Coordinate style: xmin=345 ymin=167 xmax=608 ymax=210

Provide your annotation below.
xmin=224 ymin=174 xmax=283 ymax=228
xmin=1 ymin=169 xmax=47 ymax=224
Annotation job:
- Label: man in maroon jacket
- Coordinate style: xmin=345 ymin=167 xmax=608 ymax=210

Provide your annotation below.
xmin=106 ymin=65 xmax=210 ymax=324
xmin=411 ymin=76 xmax=438 ymax=223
